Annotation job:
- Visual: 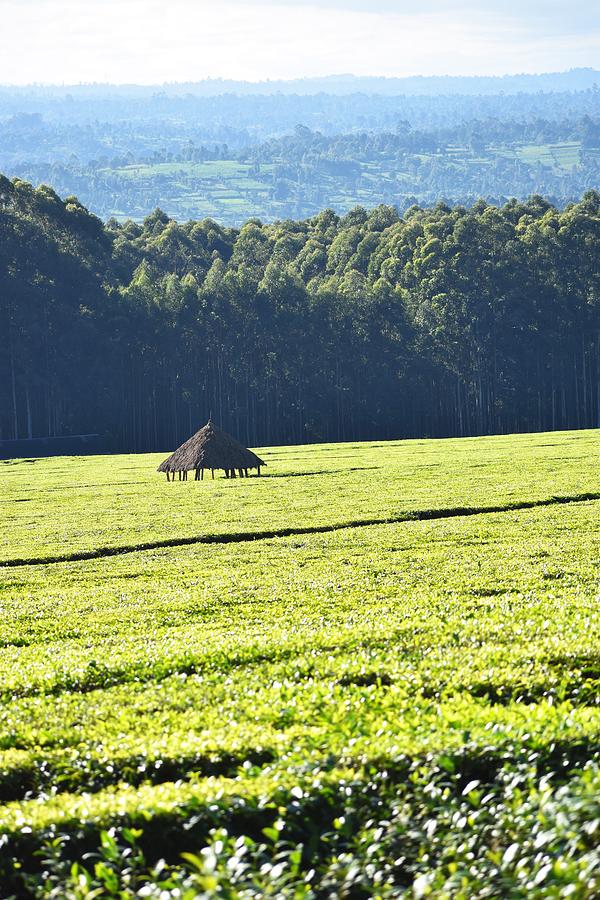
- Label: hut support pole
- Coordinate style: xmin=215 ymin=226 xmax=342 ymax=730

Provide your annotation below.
xmin=201 ymin=469 xmax=204 ymax=480
xmin=257 ymin=466 xmax=261 ymax=477
xmin=211 ymin=469 xmax=214 ymax=480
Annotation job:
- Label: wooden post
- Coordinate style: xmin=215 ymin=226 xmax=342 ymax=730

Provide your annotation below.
xmin=245 ymin=468 xmax=249 ymax=478
xmin=165 ymin=472 xmax=169 ymax=481
xmin=211 ymin=469 xmax=214 ymax=480
xmin=201 ymin=468 xmax=204 ymax=480
xmin=257 ymin=466 xmax=261 ymax=476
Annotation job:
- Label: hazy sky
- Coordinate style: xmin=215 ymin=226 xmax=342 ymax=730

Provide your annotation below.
xmin=1 ymin=0 xmax=598 ymax=85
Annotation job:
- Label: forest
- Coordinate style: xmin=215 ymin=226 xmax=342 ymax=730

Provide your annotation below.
xmin=1 ymin=175 xmax=599 ymax=451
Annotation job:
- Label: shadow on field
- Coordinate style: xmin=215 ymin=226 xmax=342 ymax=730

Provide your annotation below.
xmin=265 ymin=466 xmax=381 ymax=478
xmin=2 ymin=491 xmax=600 ymax=570
xmin=1 ymin=458 xmax=39 ymax=465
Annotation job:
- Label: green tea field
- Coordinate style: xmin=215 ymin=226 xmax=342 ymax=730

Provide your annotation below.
xmin=1 ymin=429 xmax=600 ymax=896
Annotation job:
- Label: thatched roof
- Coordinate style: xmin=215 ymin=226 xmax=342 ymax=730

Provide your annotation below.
xmin=157 ymin=420 xmax=266 ymax=473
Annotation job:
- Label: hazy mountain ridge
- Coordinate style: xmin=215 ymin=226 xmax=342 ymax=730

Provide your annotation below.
xmin=2 ymin=68 xmax=599 ymax=98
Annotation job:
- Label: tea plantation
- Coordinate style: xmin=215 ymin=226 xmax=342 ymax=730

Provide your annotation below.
xmin=1 ymin=429 xmax=599 ymax=897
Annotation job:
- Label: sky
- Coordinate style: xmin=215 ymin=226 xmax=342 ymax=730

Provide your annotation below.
xmin=0 ymin=0 xmax=598 ymax=85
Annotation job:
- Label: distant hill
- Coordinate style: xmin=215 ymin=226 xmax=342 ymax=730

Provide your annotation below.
xmin=7 ymin=117 xmax=600 ymax=225
xmin=3 ymin=68 xmax=600 ymax=97
xmin=1 ymin=70 xmax=599 ymax=226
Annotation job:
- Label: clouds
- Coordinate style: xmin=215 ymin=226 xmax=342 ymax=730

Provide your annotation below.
xmin=0 ymin=0 xmax=598 ymax=85
xmin=257 ymin=0 xmax=598 ymax=29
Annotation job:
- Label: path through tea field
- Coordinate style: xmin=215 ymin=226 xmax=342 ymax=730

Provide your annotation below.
xmin=1 ymin=429 xmax=600 ymax=896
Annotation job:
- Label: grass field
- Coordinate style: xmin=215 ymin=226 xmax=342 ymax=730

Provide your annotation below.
xmin=1 ymin=429 xmax=600 ymax=896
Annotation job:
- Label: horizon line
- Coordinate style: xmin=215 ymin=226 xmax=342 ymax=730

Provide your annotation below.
xmin=0 ymin=67 xmax=598 ymax=90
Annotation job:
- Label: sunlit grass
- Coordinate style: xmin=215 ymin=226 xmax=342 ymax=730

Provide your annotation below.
xmin=1 ymin=428 xmax=599 ymax=892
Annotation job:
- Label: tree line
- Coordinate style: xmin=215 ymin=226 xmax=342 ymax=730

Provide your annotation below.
xmin=1 ymin=175 xmax=599 ymax=451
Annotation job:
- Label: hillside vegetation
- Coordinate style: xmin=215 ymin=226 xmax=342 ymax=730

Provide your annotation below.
xmin=1 ymin=177 xmax=599 ymax=451
xmin=0 ymin=429 xmax=599 ymax=894
xmin=2 ymin=75 xmax=600 ymax=223
xmin=17 ymin=129 xmax=600 ymax=225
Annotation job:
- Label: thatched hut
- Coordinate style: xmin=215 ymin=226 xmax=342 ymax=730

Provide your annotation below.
xmin=157 ymin=420 xmax=266 ymax=481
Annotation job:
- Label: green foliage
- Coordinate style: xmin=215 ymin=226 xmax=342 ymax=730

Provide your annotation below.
xmin=0 ymin=430 xmax=600 ymax=894
xmin=2 ymin=182 xmax=600 ymax=450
